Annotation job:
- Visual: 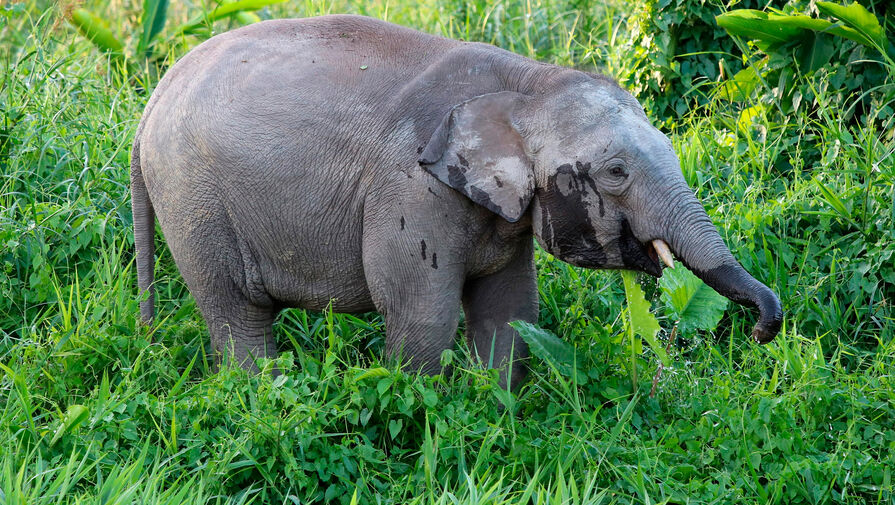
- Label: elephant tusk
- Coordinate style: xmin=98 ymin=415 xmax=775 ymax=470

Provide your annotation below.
xmin=653 ymin=239 xmax=674 ymax=269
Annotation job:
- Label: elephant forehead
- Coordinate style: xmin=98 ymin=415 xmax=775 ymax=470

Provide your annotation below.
xmin=580 ymin=86 xmax=627 ymax=111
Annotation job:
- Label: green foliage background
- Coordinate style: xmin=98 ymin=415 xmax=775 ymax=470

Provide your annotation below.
xmin=1 ymin=0 xmax=894 ymax=503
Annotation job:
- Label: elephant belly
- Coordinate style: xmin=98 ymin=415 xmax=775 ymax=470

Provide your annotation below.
xmin=235 ymin=194 xmax=377 ymax=314
xmin=260 ymin=249 xmax=376 ymax=314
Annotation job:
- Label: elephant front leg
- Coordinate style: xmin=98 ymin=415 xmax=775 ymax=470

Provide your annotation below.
xmin=462 ymin=240 xmax=539 ymax=390
xmin=363 ymin=235 xmax=465 ymax=375
xmin=382 ymin=296 xmax=462 ymax=375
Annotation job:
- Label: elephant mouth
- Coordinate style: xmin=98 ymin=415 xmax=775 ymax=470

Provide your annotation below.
xmin=619 ymin=219 xmax=664 ymax=277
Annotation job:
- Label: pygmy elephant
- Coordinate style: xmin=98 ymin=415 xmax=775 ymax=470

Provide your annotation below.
xmin=131 ymin=14 xmax=782 ymax=387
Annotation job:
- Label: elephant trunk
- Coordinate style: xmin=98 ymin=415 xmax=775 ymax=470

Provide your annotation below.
xmin=658 ymin=188 xmax=782 ymax=343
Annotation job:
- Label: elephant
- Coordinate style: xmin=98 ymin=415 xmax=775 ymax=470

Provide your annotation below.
xmin=131 ymin=14 xmax=782 ymax=387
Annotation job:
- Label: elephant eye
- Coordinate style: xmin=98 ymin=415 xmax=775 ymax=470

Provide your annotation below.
xmin=608 ymin=164 xmax=628 ymax=178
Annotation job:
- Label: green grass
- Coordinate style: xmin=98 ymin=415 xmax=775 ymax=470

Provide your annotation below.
xmin=2 ymin=0 xmax=894 ymax=503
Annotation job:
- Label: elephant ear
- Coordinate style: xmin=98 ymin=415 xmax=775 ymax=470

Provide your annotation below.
xmin=419 ymin=91 xmax=534 ymax=222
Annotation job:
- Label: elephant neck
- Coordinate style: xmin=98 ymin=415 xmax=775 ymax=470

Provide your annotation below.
xmin=465 ymin=210 xmax=534 ymax=278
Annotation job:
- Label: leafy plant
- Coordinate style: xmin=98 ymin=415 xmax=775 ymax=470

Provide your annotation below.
xmin=714 ymin=1 xmax=893 ymax=124
xmin=620 ymin=270 xmax=665 ymax=389
xmin=621 ymin=0 xmax=801 ymax=120
xmin=510 ymin=320 xmax=580 ymax=378
xmin=717 ymin=2 xmax=894 ymax=71
xmin=65 ymin=0 xmax=287 ymax=82
xmin=659 ymin=266 xmax=729 ymax=336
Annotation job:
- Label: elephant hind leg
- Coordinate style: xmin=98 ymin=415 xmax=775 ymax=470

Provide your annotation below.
xmin=202 ymin=296 xmax=278 ymax=373
xmin=157 ymin=199 xmax=279 ymax=372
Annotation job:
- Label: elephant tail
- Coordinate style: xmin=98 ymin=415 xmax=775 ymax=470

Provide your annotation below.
xmin=131 ymin=139 xmax=156 ymax=324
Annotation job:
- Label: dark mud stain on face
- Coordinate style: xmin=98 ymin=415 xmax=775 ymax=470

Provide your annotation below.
xmin=400 ymin=216 xmax=405 ymax=230
xmin=431 ymin=252 xmax=438 ymax=269
xmin=539 ymin=163 xmax=606 ymax=267
xmin=420 ymin=240 xmax=427 ymax=260
xmin=575 ymin=161 xmax=604 ymax=217
xmin=619 ymin=219 xmax=661 ymax=277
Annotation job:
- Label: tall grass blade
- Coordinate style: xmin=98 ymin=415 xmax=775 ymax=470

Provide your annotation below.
xmin=139 ymin=0 xmax=171 ymax=56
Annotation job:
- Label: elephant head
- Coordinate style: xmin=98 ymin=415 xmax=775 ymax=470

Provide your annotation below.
xmin=419 ymin=73 xmax=782 ymax=343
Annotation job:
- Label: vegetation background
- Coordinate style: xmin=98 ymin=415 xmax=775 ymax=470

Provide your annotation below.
xmin=1 ymin=0 xmax=894 ymax=503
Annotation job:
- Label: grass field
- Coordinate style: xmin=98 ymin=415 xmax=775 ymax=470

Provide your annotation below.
xmin=2 ymin=0 xmax=894 ymax=503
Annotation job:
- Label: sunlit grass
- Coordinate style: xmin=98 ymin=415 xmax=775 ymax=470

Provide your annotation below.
xmin=1 ymin=0 xmax=894 ymax=503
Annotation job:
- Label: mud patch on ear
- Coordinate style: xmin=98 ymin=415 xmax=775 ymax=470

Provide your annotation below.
xmin=448 ymin=161 xmax=468 ymax=188
xmin=469 ymin=186 xmax=502 ymax=216
xmin=419 ymin=92 xmax=534 ymax=222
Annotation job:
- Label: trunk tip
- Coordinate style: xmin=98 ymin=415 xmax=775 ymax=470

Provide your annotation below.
xmin=751 ymin=292 xmax=783 ymax=344
xmin=751 ymin=323 xmax=780 ymax=344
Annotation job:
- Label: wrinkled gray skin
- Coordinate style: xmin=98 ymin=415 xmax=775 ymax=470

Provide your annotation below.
xmin=132 ymin=15 xmax=782 ymax=387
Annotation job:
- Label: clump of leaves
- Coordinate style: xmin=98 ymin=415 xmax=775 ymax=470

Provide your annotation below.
xmin=715 ymin=1 xmax=893 ymax=124
xmin=511 ymin=321 xmax=582 ymax=379
xmin=64 ymin=0 xmax=287 ymax=83
xmin=621 ymin=0 xmax=802 ymax=120
xmin=659 ymin=266 xmax=728 ymax=336
xmin=519 ymin=267 xmax=729 ymax=392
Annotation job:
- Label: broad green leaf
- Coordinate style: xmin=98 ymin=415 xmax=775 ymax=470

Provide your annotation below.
xmin=620 ymin=271 xmax=668 ymax=365
xmin=766 ymin=13 xmax=835 ymax=32
xmin=716 ymin=9 xmax=870 ymax=52
xmin=138 ymin=0 xmax=170 ymax=56
xmin=510 ymin=321 xmax=578 ymax=377
xmin=817 ymin=1 xmax=886 ymax=50
xmin=659 ymin=266 xmax=728 ymax=335
xmin=764 ymin=12 xmax=864 ymax=44
xmin=68 ymin=8 xmax=125 ymax=54
xmin=172 ymin=0 xmax=288 ymax=38
xmin=796 ymin=31 xmax=835 ymax=72
xmin=235 ymin=11 xmax=262 ymax=25
xmin=716 ymin=10 xmax=804 ymax=48
xmin=717 ymin=64 xmax=763 ymax=102
xmin=355 ymin=367 xmax=389 ymax=382
xmin=388 ymin=418 xmax=403 ymax=439
xmin=50 ymin=404 xmax=89 ymax=446
xmin=207 ymin=0 xmax=288 ymax=20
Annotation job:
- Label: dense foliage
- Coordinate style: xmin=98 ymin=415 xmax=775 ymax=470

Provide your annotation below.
xmin=1 ymin=0 xmax=894 ymax=503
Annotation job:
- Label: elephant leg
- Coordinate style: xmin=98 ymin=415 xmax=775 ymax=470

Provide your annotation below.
xmin=362 ymin=219 xmax=465 ymax=375
xmin=158 ymin=202 xmax=278 ymax=372
xmin=201 ymin=292 xmax=278 ymax=373
xmin=367 ymin=261 xmax=464 ymax=374
xmin=381 ymin=295 xmax=462 ymax=375
xmin=462 ymin=240 xmax=539 ymax=390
